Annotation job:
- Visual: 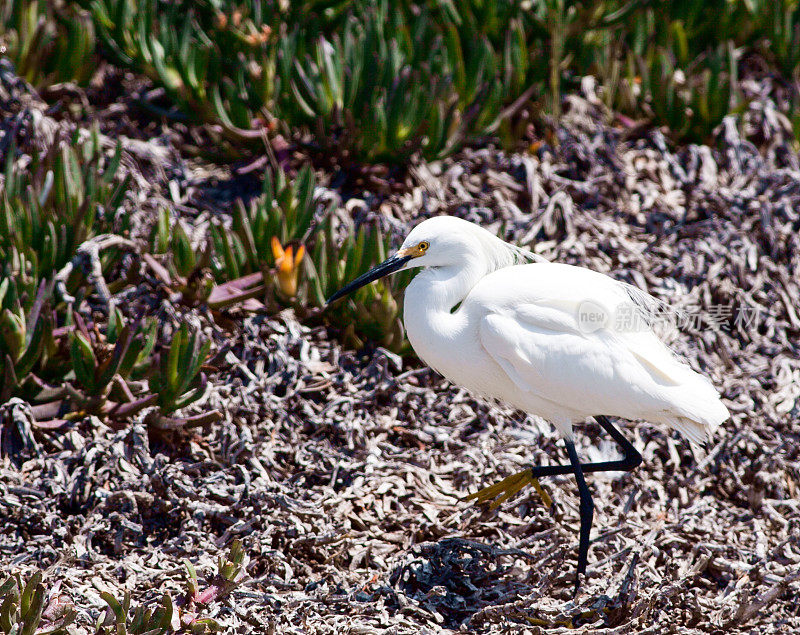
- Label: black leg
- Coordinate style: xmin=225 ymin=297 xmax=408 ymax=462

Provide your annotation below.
xmin=591 ymin=415 xmax=643 ymax=472
xmin=565 ymin=438 xmax=593 ymax=596
xmin=522 ymin=415 xmax=642 ymax=480
xmin=466 ymin=416 xmax=643 ymax=592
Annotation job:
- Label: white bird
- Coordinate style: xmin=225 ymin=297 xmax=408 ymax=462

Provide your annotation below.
xmin=327 ymin=215 xmax=729 ymax=594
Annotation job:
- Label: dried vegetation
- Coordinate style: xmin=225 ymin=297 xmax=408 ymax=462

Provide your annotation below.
xmin=1 ymin=2 xmax=800 ymax=633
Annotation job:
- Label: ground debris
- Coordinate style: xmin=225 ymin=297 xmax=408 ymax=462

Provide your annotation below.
xmin=2 ymin=65 xmax=800 ymax=634
xmin=390 ymin=538 xmax=537 ymax=628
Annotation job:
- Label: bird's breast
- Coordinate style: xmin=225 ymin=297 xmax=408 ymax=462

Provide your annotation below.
xmin=402 ymin=269 xmax=513 ymax=400
xmin=404 ymin=302 xmax=505 ymax=399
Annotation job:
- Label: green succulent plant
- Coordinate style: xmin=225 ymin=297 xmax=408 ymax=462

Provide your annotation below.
xmin=185 ymin=539 xmax=248 ymax=606
xmin=0 ymin=129 xmax=129 ymax=286
xmin=96 ymin=540 xmax=246 ymax=634
xmin=0 ymin=571 xmax=76 ymax=635
xmin=148 ymin=322 xmax=212 ymax=416
xmin=81 ymin=0 xmax=281 ymax=148
xmin=0 ymin=279 xmax=54 ymax=402
xmin=216 ymin=163 xmax=318 ymax=281
xmin=0 ymin=128 xmax=130 ymax=403
xmin=634 ymin=43 xmax=740 ymax=142
xmin=61 ymin=312 xmax=160 ymax=424
xmin=198 ymin=164 xmax=323 ymax=310
xmin=0 ymin=126 xmax=221 ymax=432
xmin=71 ymin=0 xmax=537 ymax=160
xmin=760 ymin=0 xmax=800 ymax=79
xmin=0 ymin=543 xmax=248 ymax=635
xmin=0 ymin=0 xmax=97 ymax=89
xmin=147 ymin=209 xmax=215 ymax=306
xmin=97 ymin=591 xmax=177 ymax=635
xmin=279 ymin=1 xmax=516 ymax=162
xmin=10 ymin=0 xmax=800 ymax=160
xmin=306 ymin=217 xmax=411 ymax=352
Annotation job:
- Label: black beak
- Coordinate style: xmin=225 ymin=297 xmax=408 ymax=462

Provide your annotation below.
xmin=326 ymin=253 xmax=412 ymax=305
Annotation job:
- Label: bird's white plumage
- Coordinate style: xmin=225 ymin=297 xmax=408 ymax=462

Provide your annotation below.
xmin=399 ymin=216 xmax=729 ymax=443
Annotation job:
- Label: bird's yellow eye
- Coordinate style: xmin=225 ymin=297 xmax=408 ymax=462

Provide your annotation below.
xmin=418 ymin=241 xmax=429 ymax=252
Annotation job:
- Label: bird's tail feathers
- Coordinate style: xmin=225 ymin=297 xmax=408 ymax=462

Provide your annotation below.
xmin=667 ymin=415 xmax=718 ymax=446
xmin=665 ymin=385 xmax=730 ymax=446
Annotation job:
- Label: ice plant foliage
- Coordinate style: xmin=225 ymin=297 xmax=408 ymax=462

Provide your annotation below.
xmin=95 ymin=540 xmax=246 ymax=633
xmin=0 ymin=0 xmax=96 ymax=88
xmin=0 ymin=571 xmax=76 ymax=635
xmin=0 ymin=129 xmax=220 ymax=434
xmin=17 ymin=0 xmax=789 ymax=155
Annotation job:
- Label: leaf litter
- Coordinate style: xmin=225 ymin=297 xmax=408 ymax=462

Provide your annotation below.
xmin=1 ymin=67 xmax=799 ymax=633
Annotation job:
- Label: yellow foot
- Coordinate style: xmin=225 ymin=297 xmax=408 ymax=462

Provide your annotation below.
xmin=465 ymin=468 xmax=553 ymax=510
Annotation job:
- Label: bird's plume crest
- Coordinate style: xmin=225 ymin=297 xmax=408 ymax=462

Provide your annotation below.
xmin=472 ymin=226 xmax=549 ymax=273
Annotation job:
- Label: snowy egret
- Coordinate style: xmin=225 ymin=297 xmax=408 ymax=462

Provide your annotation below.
xmin=327 ymin=215 xmax=729 ymax=594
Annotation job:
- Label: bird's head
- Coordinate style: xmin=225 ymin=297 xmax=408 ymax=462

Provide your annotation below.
xmin=326 ymin=216 xmax=527 ymax=305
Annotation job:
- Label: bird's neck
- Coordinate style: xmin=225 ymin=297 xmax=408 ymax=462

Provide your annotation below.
xmin=403 ymin=262 xmax=486 ymax=369
xmin=406 ymin=261 xmax=484 ymax=316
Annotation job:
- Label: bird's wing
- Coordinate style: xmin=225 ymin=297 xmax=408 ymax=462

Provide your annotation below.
xmin=478 ymin=307 xmax=642 ymax=410
xmin=472 ymin=263 xmax=725 ymax=430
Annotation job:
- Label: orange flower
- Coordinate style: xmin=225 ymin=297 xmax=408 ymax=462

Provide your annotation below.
xmin=271 ymin=237 xmax=305 ymax=297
